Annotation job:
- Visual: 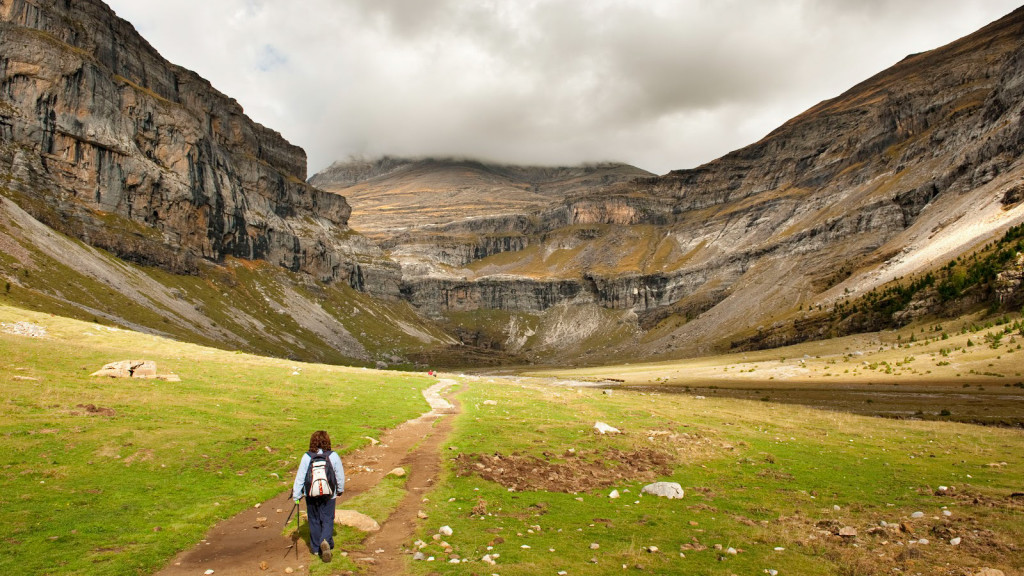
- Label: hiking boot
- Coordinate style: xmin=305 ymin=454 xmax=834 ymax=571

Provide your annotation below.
xmin=320 ymin=539 xmax=332 ymax=562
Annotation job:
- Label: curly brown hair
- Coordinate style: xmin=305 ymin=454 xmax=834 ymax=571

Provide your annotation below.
xmin=308 ymin=430 xmax=332 ymax=452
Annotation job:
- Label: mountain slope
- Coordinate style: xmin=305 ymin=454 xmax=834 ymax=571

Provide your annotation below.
xmin=312 ymin=7 xmax=1024 ymax=364
xmin=311 ymin=156 xmax=652 ymax=236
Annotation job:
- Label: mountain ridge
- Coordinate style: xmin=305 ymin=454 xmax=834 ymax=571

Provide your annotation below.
xmin=1 ymin=0 xmax=1022 ymax=367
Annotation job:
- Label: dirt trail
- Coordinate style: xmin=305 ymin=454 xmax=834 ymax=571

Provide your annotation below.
xmin=155 ymin=379 xmax=460 ymax=576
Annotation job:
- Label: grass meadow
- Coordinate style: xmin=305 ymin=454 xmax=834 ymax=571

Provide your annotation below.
xmin=0 ymin=304 xmax=434 ymax=576
xmin=2 ymin=302 xmax=1022 ymax=575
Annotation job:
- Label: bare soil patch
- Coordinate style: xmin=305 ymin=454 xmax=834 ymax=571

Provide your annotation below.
xmin=73 ymin=403 xmax=116 ymax=417
xmin=454 ymin=448 xmax=674 ymax=493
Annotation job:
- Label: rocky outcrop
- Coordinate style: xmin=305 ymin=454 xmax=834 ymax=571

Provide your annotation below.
xmin=0 ymin=0 xmax=398 ymax=293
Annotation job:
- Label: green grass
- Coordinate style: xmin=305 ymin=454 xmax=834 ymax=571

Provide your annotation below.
xmin=410 ymin=377 xmax=1024 ymax=575
xmin=0 ymin=304 xmax=434 ymax=576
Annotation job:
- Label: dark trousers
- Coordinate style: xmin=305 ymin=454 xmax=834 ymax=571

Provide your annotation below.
xmin=306 ymin=496 xmax=336 ymax=552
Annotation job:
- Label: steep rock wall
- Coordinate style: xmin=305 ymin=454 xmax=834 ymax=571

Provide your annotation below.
xmin=0 ymin=0 xmax=398 ymax=293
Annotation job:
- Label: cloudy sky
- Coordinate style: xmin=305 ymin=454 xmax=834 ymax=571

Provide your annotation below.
xmin=106 ymin=1 xmax=1019 ymax=176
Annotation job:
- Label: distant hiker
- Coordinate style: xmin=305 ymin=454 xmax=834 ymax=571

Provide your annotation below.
xmin=292 ymin=430 xmax=345 ymax=562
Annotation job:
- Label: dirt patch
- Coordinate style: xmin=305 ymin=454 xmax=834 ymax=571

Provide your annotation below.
xmin=454 ymin=448 xmax=674 ymax=492
xmin=777 ymin=509 xmax=1024 ymax=576
xmin=73 ymin=403 xmax=116 ymax=417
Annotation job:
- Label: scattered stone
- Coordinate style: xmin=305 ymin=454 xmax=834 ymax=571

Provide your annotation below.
xmin=917 ymin=538 xmax=929 ymax=545
xmin=838 ymin=526 xmax=857 ymax=538
xmin=773 ymin=547 xmax=785 ymax=551
xmin=833 ymin=505 xmax=841 ymax=511
xmin=727 ymin=547 xmax=738 ymax=555
xmin=973 ymin=569 xmax=1005 ymax=576
xmin=942 ymin=510 xmax=952 ymax=517
xmin=413 ymin=552 xmax=426 ymax=561
xmin=387 ymin=467 xmax=406 ymax=477
xmin=334 ymin=510 xmax=380 ymax=532
xmin=603 ymin=389 xmax=613 ymax=395
xmin=593 ymin=421 xmax=621 ymax=434
xmin=259 ymin=561 xmax=268 ymax=570
xmin=590 ymin=543 xmax=600 ymax=550
xmin=767 ymin=570 xmax=779 ymax=576
xmin=1 ymin=321 xmax=46 ymax=338
xmin=439 ymin=525 xmax=454 ymax=537
xmin=91 ymin=360 xmax=180 ymax=381
xmin=641 ymin=482 xmax=685 ymax=499
xmin=365 ymin=436 xmax=379 ymax=445
xmin=284 ymin=569 xmax=294 ymax=574
xmin=950 ymin=537 xmax=962 ymax=546
xmin=482 ymin=554 xmax=496 ymax=565
xmin=483 ymin=400 xmax=498 ymax=405
xmin=647 ymin=546 xmax=659 ymax=553
xmin=417 ymin=510 xmax=428 ymax=519
xmin=609 ymin=490 xmax=620 ymax=499
xmin=911 ymin=511 xmax=924 ymax=519
xmin=204 ymin=571 xmax=214 ymax=575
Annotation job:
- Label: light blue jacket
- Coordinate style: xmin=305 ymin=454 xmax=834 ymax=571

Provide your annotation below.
xmin=292 ymin=449 xmax=345 ymax=500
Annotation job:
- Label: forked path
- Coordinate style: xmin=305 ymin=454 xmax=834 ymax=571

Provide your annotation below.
xmin=156 ymin=379 xmax=460 ymax=576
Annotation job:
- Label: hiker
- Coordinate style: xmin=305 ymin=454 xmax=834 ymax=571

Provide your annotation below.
xmin=292 ymin=430 xmax=345 ymax=561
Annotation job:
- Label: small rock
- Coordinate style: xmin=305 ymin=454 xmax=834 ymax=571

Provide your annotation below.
xmin=973 ymin=569 xmax=1005 ymax=576
xmin=417 ymin=510 xmax=428 ymax=519
xmin=259 ymin=561 xmax=268 ymax=570
xmin=482 ymin=554 xmax=496 ymax=565
xmin=387 ymin=467 xmax=406 ymax=477
xmin=483 ymin=400 xmax=498 ymax=405
xmin=590 ymin=543 xmax=600 ymax=550
xmin=768 ymin=570 xmax=779 ymax=576
xmin=833 ymin=505 xmax=841 ymax=511
xmin=942 ymin=510 xmax=952 ymax=517
xmin=609 ymin=490 xmax=620 ymax=499
xmin=917 ymin=538 xmax=929 ymax=545
xmin=284 ymin=570 xmax=294 ymax=575
xmin=838 ymin=526 xmax=857 ymax=538
xmin=641 ymin=482 xmax=685 ymax=499
xmin=439 ymin=525 xmax=453 ymax=536
xmin=413 ymin=552 xmax=426 ymax=561
xmin=334 ymin=510 xmax=380 ymax=532
xmin=911 ymin=511 xmax=924 ymax=518
xmin=950 ymin=537 xmax=962 ymax=546
xmin=204 ymin=571 xmax=215 ymax=575
xmin=521 ymin=545 xmax=531 ymax=549
xmin=727 ymin=547 xmax=738 ymax=555
xmin=593 ymin=421 xmax=621 ymax=434
xmin=647 ymin=546 xmax=659 ymax=553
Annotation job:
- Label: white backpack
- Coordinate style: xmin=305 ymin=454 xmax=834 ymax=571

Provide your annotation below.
xmin=304 ymin=451 xmax=336 ymax=498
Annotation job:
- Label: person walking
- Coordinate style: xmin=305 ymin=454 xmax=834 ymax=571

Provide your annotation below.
xmin=292 ymin=430 xmax=345 ymax=562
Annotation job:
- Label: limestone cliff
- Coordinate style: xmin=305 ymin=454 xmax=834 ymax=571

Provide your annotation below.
xmin=0 ymin=0 xmax=397 ymax=293
xmin=312 ymin=7 xmax=1024 ymax=362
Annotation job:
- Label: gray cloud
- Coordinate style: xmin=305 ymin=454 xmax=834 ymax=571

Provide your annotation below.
xmin=107 ymin=0 xmax=1020 ymax=175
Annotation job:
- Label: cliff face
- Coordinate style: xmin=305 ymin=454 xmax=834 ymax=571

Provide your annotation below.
xmin=0 ymin=0 xmax=398 ymax=293
xmin=311 ymin=7 xmax=1024 ymax=362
